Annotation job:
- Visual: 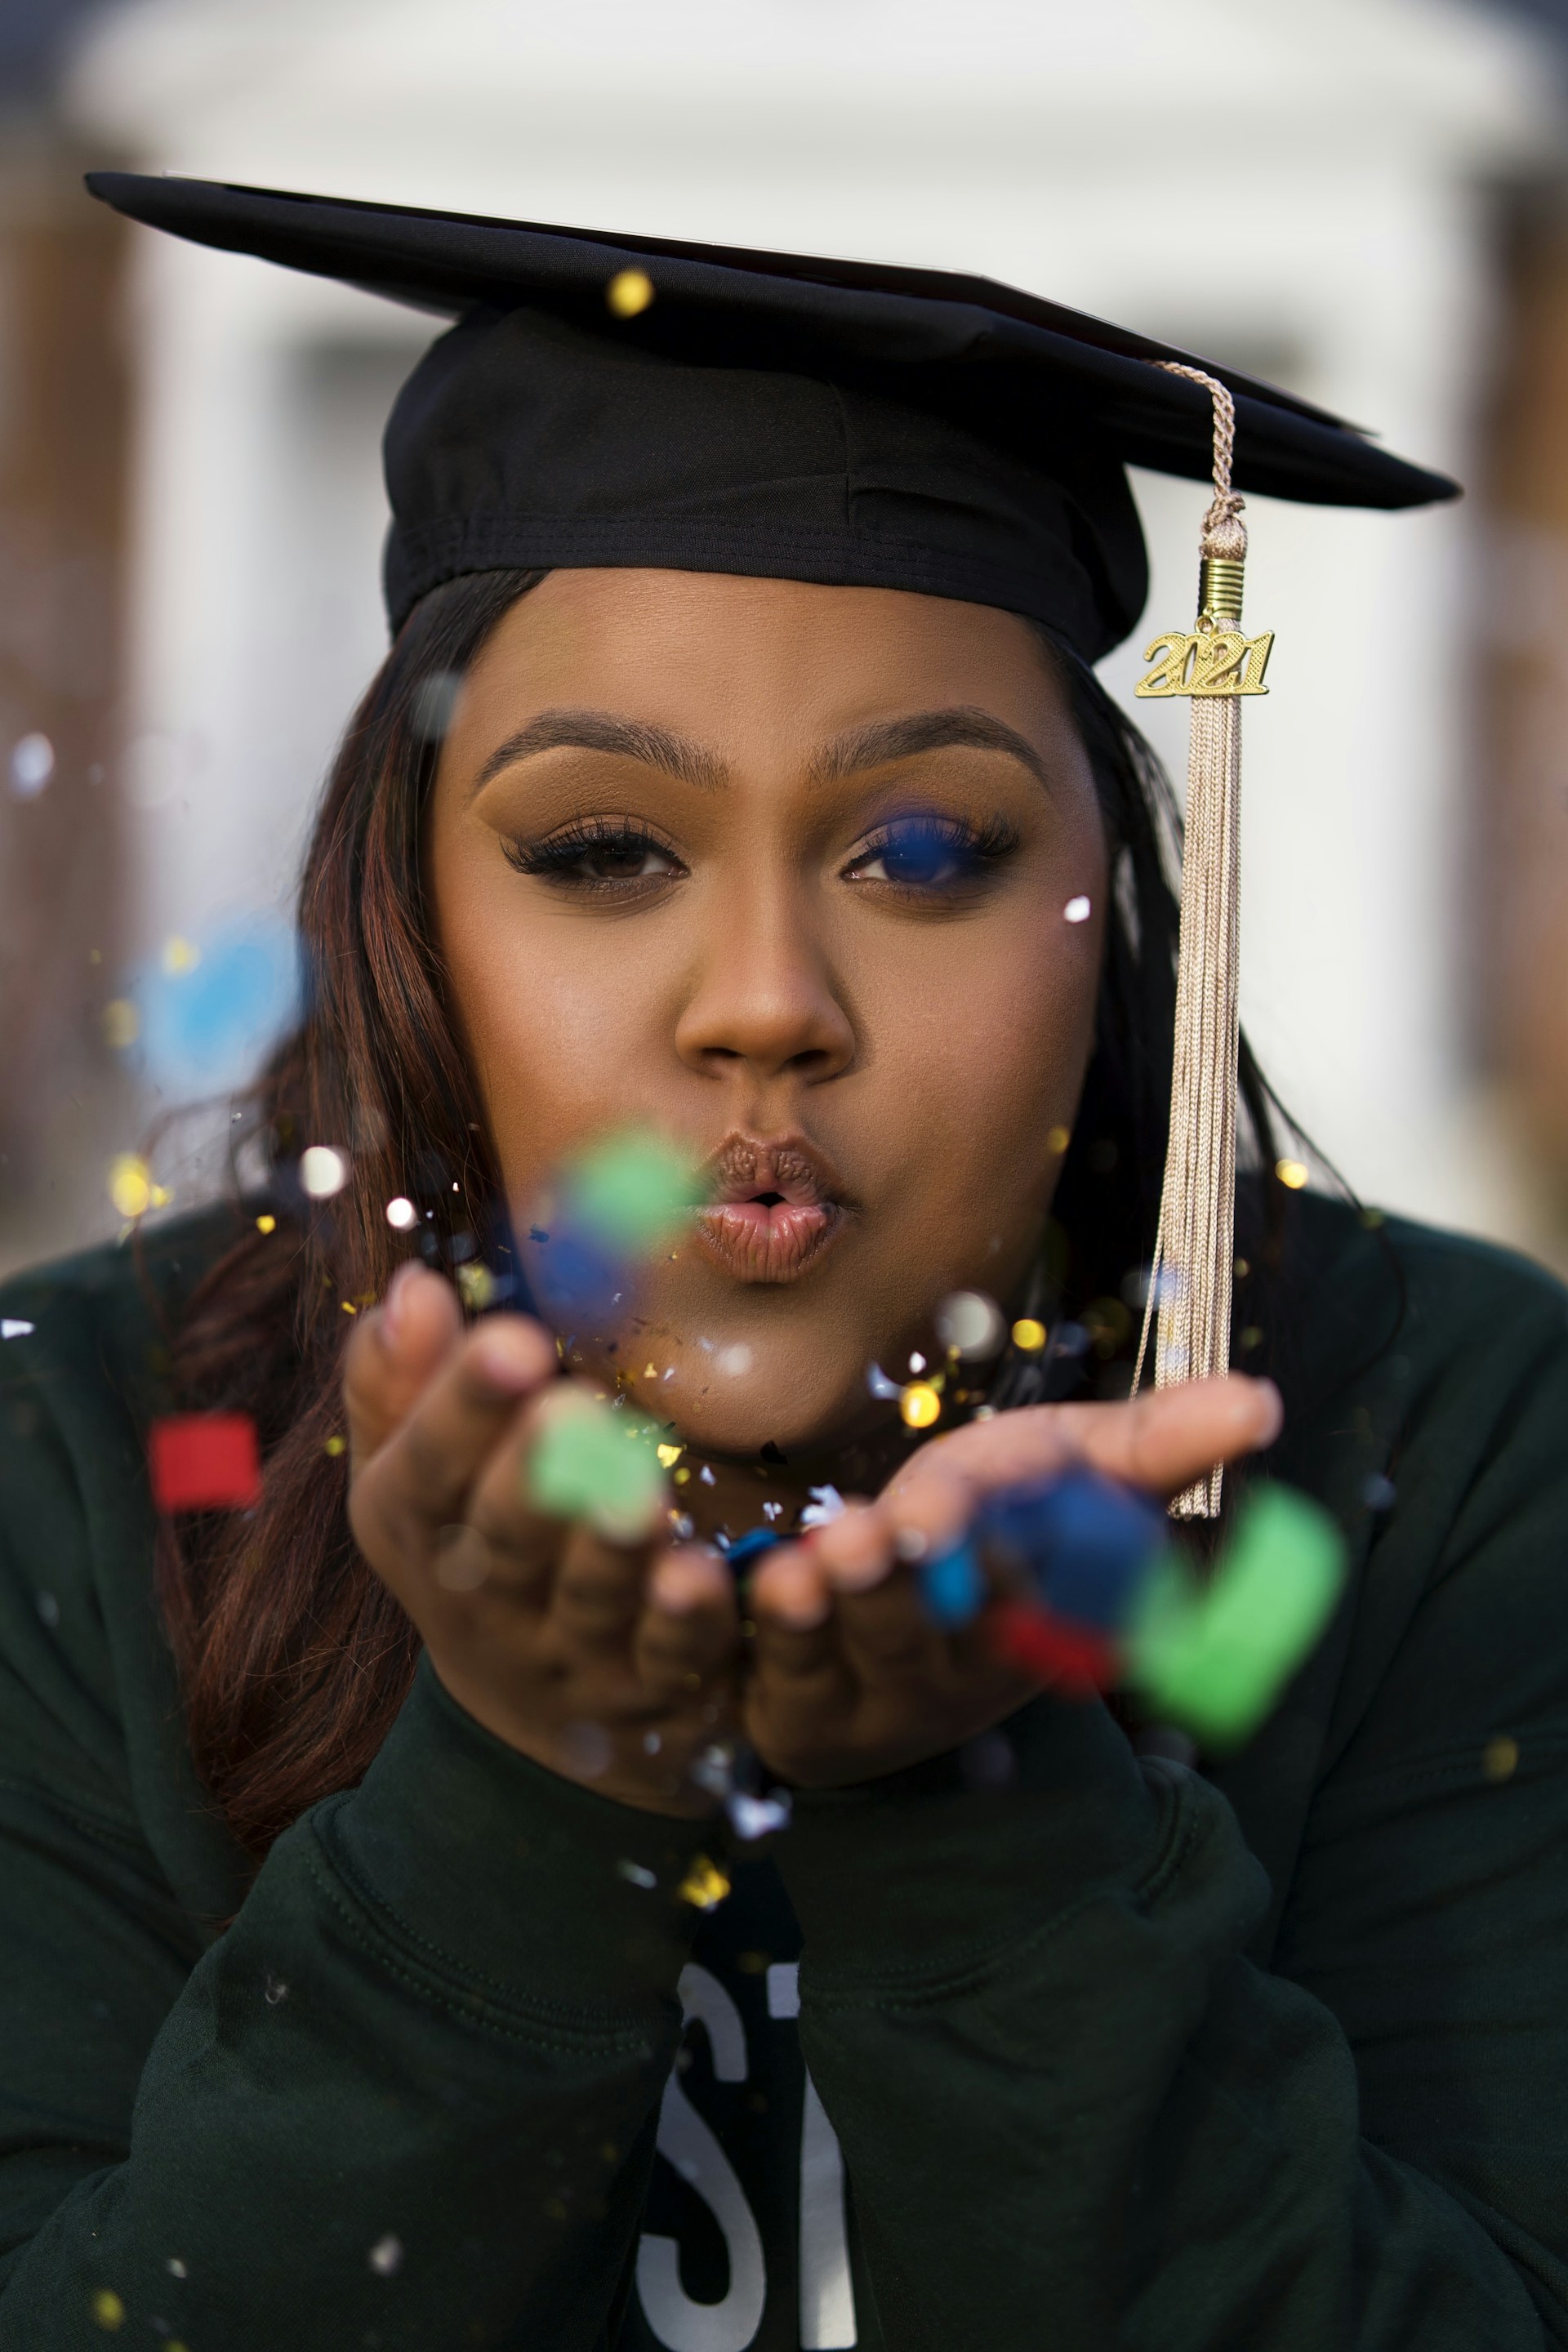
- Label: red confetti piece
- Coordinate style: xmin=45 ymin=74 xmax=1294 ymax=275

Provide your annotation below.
xmin=987 ymin=1600 xmax=1120 ymax=1695
xmin=149 ymin=1413 xmax=261 ymax=1512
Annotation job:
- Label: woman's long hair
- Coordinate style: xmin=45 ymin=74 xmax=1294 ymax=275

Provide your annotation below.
xmin=157 ymin=568 xmax=1283 ymax=1869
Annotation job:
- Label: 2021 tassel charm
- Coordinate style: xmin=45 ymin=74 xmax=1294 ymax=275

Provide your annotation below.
xmin=1133 ymin=366 xmax=1275 ymax=1518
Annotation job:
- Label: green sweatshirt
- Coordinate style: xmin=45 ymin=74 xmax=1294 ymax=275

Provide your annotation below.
xmin=0 ymin=1194 xmax=1565 ymax=2350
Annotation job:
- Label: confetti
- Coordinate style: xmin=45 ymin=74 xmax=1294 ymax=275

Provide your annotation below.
xmin=935 ymin=1290 xmax=1005 ymax=1359
xmin=527 ymin=1392 xmax=666 ymax=1539
xmin=1 ymin=1319 xmax=33 ymax=1339
xmin=1482 ymin=1735 xmax=1519 ymax=1783
xmin=9 ymin=730 xmax=54 ymax=797
xmin=617 ymin=1858 xmax=657 ymax=1889
xmin=255 ymin=1214 xmax=276 ymax=1235
xmin=799 ymin=1483 xmax=845 ymax=1530
xmin=323 ymin=1434 xmax=346 ymax=1457
xmin=456 ymin=1261 xmax=496 ymax=1312
xmin=299 ymin=1145 xmax=350 ymax=1199
xmin=676 ymin=1854 xmax=732 ymax=1910
xmin=90 ymin=2287 xmax=124 ymax=2329
xmin=1063 ymin=894 xmax=1092 ymax=922
xmin=606 ymin=267 xmax=656 ymax=318
xmin=900 ymin=1382 xmax=941 ymax=1429
xmin=102 ymin=999 xmax=140 ymax=1049
xmin=990 ymin=1599 xmax=1119 ymax=1692
xmin=1011 ymin=1317 xmax=1046 ymax=1352
xmin=1127 ymin=1485 xmax=1345 ymax=1747
xmin=109 ymin=1154 xmax=170 ymax=1220
xmin=124 ymin=917 xmax=299 ymax=1095
xmin=1047 ymin=1123 xmax=1071 ymax=1154
xmin=368 ymin=2234 xmax=403 ymax=2277
xmin=566 ymin=1130 xmax=702 ymax=1254
xmin=1275 ymin=1157 xmax=1309 ymax=1191
xmin=149 ymin=1414 xmax=261 ymax=1513
xmin=385 ymin=1196 xmax=418 ymax=1230
xmin=727 ymin=1790 xmax=792 ymax=1840
xmin=918 ymin=1540 xmax=985 ymax=1625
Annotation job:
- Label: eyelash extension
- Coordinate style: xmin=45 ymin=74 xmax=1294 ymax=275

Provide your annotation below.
xmin=850 ymin=810 xmax=1021 ymax=878
xmin=501 ymin=816 xmax=682 ymax=881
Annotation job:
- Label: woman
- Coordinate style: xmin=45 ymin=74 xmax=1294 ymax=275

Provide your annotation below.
xmin=0 ymin=175 xmax=1563 ymax=2350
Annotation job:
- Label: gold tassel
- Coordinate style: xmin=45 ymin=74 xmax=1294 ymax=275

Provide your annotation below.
xmin=1132 ymin=366 xmax=1274 ymax=1518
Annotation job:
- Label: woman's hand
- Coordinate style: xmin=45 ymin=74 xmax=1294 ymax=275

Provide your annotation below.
xmin=743 ymin=1376 xmax=1283 ymax=1788
xmin=344 ymin=1262 xmax=741 ymax=1815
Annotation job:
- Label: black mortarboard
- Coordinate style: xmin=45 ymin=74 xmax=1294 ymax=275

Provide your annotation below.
xmin=85 ymin=172 xmax=1454 ymax=666
xmin=87 ymin=172 xmax=1459 ymax=1514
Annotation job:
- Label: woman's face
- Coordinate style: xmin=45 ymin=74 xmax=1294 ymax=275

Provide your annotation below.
xmin=429 ymin=568 xmax=1107 ymax=1462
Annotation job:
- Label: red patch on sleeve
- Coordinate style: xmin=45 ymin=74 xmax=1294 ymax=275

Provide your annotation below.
xmin=149 ymin=1414 xmax=262 ymax=1512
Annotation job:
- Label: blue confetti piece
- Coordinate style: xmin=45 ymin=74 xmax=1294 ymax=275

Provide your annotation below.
xmin=919 ymin=1540 xmax=986 ymax=1627
xmin=976 ymin=1468 xmax=1165 ymax=1631
xmin=122 ymin=918 xmax=301 ymax=1096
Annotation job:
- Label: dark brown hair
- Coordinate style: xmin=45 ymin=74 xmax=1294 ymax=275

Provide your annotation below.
xmin=158 ymin=568 xmax=1282 ymax=1870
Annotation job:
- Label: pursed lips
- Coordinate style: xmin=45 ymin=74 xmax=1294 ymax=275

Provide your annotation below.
xmin=693 ymin=1133 xmax=848 ymax=1284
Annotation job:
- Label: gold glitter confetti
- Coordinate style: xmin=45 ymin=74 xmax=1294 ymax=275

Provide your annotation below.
xmin=900 ymin=1382 xmax=941 ymax=1429
xmin=1275 ymin=1157 xmax=1309 ymax=1191
xmin=161 ymin=934 xmax=200 ymax=975
xmin=1011 ymin=1317 xmax=1047 ymax=1352
xmin=657 ymin=1443 xmax=683 ymax=1468
xmin=606 ymin=267 xmax=655 ymax=318
xmin=1046 ymin=1124 xmax=1071 ymax=1154
xmin=102 ymin=999 xmax=139 ymax=1049
xmin=674 ymin=1465 xmax=692 ymax=1484
xmin=677 ymin=1854 xmax=731 ymax=1910
xmin=255 ymin=1214 xmax=276 ymax=1235
xmin=1482 ymin=1735 xmax=1519 ymax=1783
xmin=456 ymin=1261 xmax=496 ymax=1312
xmin=91 ymin=2289 xmax=125 ymax=2331
xmin=324 ymin=1435 xmax=346 ymax=1457
xmin=108 ymin=1155 xmax=169 ymax=1219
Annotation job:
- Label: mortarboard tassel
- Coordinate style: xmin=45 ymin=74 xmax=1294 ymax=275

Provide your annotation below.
xmin=1132 ymin=366 xmax=1274 ymax=1517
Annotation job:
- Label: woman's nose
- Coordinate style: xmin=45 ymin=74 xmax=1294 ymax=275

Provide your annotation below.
xmin=673 ymin=889 xmax=856 ymax=1085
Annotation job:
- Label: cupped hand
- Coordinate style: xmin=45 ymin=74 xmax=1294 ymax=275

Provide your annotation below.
xmin=743 ymin=1376 xmax=1283 ymax=1788
xmin=345 ymin=1262 xmax=742 ymax=1815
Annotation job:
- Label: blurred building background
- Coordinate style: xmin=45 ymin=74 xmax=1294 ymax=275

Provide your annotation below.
xmin=1 ymin=0 xmax=1567 ymax=1275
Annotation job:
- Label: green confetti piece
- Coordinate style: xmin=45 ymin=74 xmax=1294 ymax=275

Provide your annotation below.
xmin=528 ymin=1393 xmax=667 ymax=1541
xmin=1126 ymin=1483 xmax=1346 ymax=1748
xmin=566 ymin=1130 xmax=704 ymax=1258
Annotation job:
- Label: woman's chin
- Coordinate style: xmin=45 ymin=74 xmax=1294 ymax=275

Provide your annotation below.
xmin=620 ymin=1364 xmax=889 ymax=1465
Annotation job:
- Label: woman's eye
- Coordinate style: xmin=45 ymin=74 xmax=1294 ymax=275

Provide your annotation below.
xmin=505 ymin=828 xmax=684 ymax=887
xmin=844 ymin=819 xmax=1010 ymax=892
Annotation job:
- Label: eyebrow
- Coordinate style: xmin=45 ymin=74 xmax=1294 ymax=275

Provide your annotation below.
xmin=810 ymin=707 xmax=1052 ymax=792
xmin=470 ymin=709 xmax=728 ymax=794
xmin=469 ymin=702 xmax=1051 ymax=797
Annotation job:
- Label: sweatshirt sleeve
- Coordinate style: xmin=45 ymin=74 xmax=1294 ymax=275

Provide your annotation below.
xmin=773 ymin=1323 xmax=1568 ymax=2350
xmin=0 ymin=1392 xmax=714 ymax=2350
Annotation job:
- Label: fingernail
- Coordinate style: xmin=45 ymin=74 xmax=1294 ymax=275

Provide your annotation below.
xmin=1254 ymin=1379 xmax=1284 ymax=1439
xmin=769 ymin=1583 xmax=831 ymax=1628
xmin=757 ymin=1553 xmax=831 ymax=1628
xmin=471 ymin=1325 xmax=546 ymax=1393
xmin=651 ymin=1548 xmax=722 ymax=1616
xmin=381 ymin=1258 xmax=423 ymax=1345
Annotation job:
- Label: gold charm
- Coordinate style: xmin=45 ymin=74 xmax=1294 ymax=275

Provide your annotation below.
xmin=1134 ymin=625 xmax=1274 ymax=699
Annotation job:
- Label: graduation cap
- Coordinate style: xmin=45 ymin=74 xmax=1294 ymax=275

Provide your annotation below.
xmin=87 ymin=173 xmax=1458 ymax=1513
